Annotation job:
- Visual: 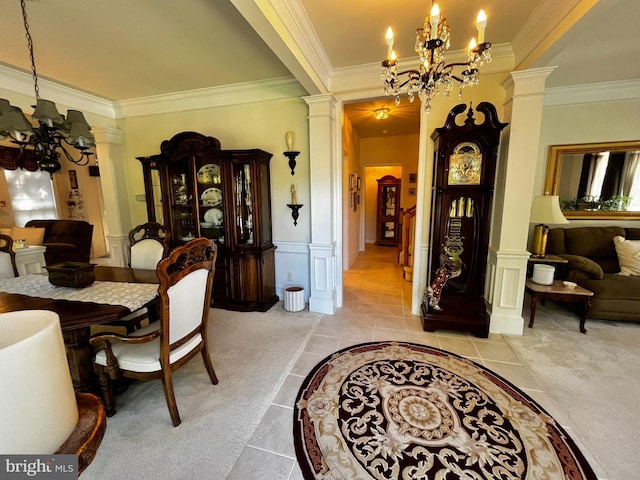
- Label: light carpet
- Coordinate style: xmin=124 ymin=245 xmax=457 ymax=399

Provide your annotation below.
xmin=294 ymin=341 xmax=597 ymax=480
xmin=506 ymin=300 xmax=640 ymax=480
xmin=82 ymin=306 xmax=321 ymax=480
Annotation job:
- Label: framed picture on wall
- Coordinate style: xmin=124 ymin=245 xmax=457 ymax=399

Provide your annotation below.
xmin=408 ymin=187 xmax=416 ymax=196
xmin=409 ymin=173 xmax=417 ymax=184
xmin=68 ymin=170 xmax=78 ymax=189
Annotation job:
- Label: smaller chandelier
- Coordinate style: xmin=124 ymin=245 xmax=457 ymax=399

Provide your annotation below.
xmin=0 ymin=0 xmax=95 ymax=174
xmin=373 ymin=108 xmax=390 ymax=120
xmin=381 ymin=2 xmax=491 ymax=113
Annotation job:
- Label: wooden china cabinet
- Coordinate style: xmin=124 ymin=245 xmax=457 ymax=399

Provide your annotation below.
xmin=375 ymin=175 xmax=401 ymax=246
xmin=137 ymin=131 xmax=278 ymax=312
xmin=422 ymin=103 xmax=507 ymax=337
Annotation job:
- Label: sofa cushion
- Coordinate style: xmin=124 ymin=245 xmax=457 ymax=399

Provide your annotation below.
xmin=580 ymin=273 xmax=640 ymax=301
xmin=613 ymin=236 xmax=640 ymax=276
xmin=625 ymin=228 xmax=640 ymax=240
xmin=11 ymin=226 xmax=45 ymax=246
xmin=563 ymin=226 xmax=624 ymax=258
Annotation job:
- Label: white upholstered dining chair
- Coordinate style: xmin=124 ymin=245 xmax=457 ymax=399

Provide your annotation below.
xmin=128 ymin=222 xmax=169 ymax=269
xmin=0 ymin=234 xmax=18 ymax=279
xmin=91 ymin=238 xmax=218 ymax=427
xmin=109 ymin=222 xmax=170 ymax=332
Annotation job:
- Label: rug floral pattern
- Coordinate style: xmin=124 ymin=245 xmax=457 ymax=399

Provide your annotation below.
xmin=294 ymin=342 xmax=596 ymax=480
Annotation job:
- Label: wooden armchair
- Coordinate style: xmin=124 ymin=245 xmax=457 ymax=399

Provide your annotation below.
xmin=0 ymin=233 xmax=18 ymax=279
xmin=91 ymin=238 xmax=218 ymax=427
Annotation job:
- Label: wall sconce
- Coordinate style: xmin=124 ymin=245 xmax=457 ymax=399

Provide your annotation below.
xmin=287 ymin=183 xmax=303 ymax=226
xmin=284 ymin=131 xmax=300 ymax=175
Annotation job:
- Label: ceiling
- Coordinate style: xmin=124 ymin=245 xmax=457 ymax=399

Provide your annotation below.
xmin=0 ymin=0 xmax=638 ymax=138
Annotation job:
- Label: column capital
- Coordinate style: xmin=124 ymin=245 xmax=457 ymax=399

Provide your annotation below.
xmin=303 ymin=93 xmax=337 ymax=115
xmin=502 ymin=67 xmax=557 ymax=98
xmin=92 ymin=127 xmax=123 ymax=145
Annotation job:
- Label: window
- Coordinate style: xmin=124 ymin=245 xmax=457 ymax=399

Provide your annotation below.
xmin=4 ymin=169 xmax=58 ymax=226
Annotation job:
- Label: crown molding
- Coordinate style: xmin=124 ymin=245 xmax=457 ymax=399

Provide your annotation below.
xmin=544 ymin=79 xmax=640 ymax=106
xmin=114 ymin=77 xmax=307 ymax=118
xmin=0 ymin=64 xmax=115 ymax=118
xmin=511 ymin=0 xmax=598 ymax=70
xmin=229 ymin=0 xmax=331 ymax=95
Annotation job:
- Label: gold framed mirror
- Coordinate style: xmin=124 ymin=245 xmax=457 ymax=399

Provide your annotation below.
xmin=544 ymin=140 xmax=640 ymax=219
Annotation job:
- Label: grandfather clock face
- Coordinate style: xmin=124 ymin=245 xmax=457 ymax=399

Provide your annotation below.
xmin=448 ymin=142 xmax=482 ymax=185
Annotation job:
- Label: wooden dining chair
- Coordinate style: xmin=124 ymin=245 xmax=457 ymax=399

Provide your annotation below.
xmin=90 ymin=238 xmax=218 ymax=427
xmin=0 ymin=234 xmax=18 ymax=279
xmin=128 ymin=222 xmax=170 ymax=269
xmin=106 ymin=222 xmax=170 ymax=332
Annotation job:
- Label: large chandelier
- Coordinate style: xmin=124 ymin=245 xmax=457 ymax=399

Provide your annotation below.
xmin=0 ymin=0 xmax=95 ymax=174
xmin=381 ymin=1 xmax=491 ymax=113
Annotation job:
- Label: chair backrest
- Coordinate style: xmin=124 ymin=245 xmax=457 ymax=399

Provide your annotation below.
xmin=0 ymin=234 xmax=18 ymax=279
xmin=128 ymin=222 xmax=169 ymax=269
xmin=156 ymin=238 xmax=217 ymax=349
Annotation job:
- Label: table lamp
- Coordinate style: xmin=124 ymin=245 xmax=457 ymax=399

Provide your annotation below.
xmin=0 ymin=310 xmax=79 ymax=453
xmin=529 ymin=195 xmax=569 ymax=257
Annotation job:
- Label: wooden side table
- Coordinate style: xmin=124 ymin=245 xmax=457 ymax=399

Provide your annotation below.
xmin=55 ymin=393 xmax=106 ymax=474
xmin=525 ymin=279 xmax=594 ymax=333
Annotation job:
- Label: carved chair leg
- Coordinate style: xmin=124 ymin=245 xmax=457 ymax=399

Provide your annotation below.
xmin=161 ymin=370 xmax=181 ymax=427
xmin=96 ymin=369 xmax=116 ymax=417
xmin=201 ymin=347 xmax=219 ymax=385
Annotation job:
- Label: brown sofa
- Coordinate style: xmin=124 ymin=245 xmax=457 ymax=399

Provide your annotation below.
xmin=547 ymin=226 xmax=640 ymax=321
xmin=25 ymin=219 xmax=93 ymax=265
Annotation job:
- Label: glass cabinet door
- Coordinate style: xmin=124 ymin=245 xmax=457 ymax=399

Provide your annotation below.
xmin=195 ymin=159 xmax=226 ymax=244
xmin=232 ymin=162 xmax=254 ymax=245
xmin=151 ymin=169 xmax=164 ymax=224
xmin=167 ymin=161 xmax=196 ymax=242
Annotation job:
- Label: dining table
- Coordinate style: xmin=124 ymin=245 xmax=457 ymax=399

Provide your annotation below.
xmin=0 ymin=265 xmax=159 ymax=392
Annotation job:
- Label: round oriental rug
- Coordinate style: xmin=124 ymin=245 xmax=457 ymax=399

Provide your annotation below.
xmin=293 ymin=341 xmax=597 ymax=480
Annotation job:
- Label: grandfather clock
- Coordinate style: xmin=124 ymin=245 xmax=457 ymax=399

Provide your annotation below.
xmin=422 ymin=102 xmax=507 ymax=337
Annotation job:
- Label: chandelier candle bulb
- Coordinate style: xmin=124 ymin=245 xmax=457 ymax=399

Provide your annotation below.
xmin=385 ymin=27 xmax=394 ymax=59
xmin=477 ymin=10 xmax=487 ymax=44
xmin=430 ymin=3 xmax=440 ymax=39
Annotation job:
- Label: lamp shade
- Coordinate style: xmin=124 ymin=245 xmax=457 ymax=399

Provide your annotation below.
xmin=32 ymin=99 xmax=64 ymax=126
xmin=530 ymin=195 xmax=569 ymax=225
xmin=0 ymin=310 xmax=78 ymax=453
xmin=7 ymin=106 xmax=35 ymax=137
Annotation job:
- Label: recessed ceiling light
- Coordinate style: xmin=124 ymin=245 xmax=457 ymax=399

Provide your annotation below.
xmin=373 ymin=108 xmax=390 ymax=120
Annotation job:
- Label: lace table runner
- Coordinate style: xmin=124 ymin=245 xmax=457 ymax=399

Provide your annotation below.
xmin=0 ymin=274 xmax=159 ymax=312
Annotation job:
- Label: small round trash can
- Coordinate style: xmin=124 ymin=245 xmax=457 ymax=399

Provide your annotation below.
xmin=284 ymin=286 xmax=305 ymax=312
xmin=532 ymin=264 xmax=555 ymax=285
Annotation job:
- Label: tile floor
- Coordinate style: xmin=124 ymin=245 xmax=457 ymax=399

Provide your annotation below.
xmin=226 ymin=245 xmax=567 ymax=479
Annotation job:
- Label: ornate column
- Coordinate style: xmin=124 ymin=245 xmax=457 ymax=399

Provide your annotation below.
xmin=486 ymin=67 xmax=556 ymax=335
xmin=93 ymin=127 xmax=132 ymax=267
xmin=304 ymin=94 xmax=341 ymax=314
